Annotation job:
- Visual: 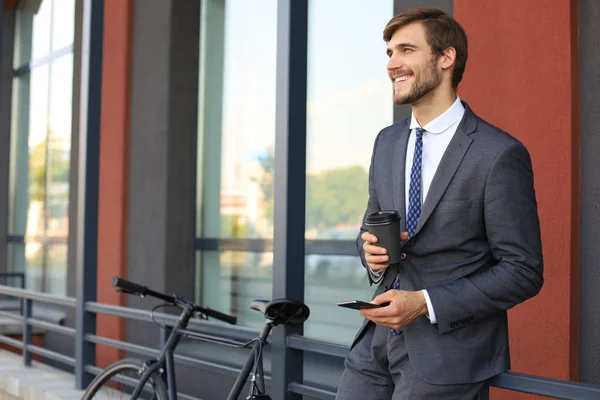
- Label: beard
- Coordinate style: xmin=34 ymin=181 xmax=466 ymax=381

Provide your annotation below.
xmin=394 ymin=60 xmax=442 ymax=105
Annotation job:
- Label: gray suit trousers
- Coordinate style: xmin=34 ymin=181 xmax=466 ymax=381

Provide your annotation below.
xmin=335 ymin=321 xmax=486 ymax=400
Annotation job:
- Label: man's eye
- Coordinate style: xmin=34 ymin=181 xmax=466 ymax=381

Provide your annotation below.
xmin=403 ymin=48 xmax=413 ymax=53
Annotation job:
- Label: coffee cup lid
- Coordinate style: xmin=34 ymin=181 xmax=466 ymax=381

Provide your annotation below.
xmin=365 ymin=210 xmax=400 ymax=224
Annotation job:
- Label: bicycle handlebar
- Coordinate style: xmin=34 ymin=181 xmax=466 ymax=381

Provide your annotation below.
xmin=112 ymin=276 xmax=237 ymax=325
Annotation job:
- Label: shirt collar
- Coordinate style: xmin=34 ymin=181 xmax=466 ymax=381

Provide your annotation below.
xmin=409 ymin=96 xmax=465 ymax=133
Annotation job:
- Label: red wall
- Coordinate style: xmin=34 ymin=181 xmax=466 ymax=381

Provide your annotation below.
xmin=96 ymin=0 xmax=133 ymax=368
xmin=3 ymin=0 xmax=19 ymax=9
xmin=455 ymin=0 xmax=580 ymax=398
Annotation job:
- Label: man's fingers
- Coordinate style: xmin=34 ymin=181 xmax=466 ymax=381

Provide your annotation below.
xmin=400 ymin=231 xmax=409 ymax=240
xmin=361 ymin=232 xmax=378 ymax=243
xmin=364 ymin=244 xmax=387 ymax=256
xmin=366 ymin=253 xmax=389 ymax=265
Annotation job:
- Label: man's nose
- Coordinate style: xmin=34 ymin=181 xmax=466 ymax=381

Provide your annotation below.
xmin=387 ymin=55 xmax=403 ymax=71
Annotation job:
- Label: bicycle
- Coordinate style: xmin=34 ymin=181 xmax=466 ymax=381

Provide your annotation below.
xmin=82 ymin=276 xmax=310 ymax=400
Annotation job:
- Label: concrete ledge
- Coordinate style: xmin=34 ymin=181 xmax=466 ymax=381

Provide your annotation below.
xmin=0 ymin=349 xmax=85 ymax=400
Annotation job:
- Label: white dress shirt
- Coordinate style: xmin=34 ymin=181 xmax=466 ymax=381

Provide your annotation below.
xmin=369 ymin=96 xmax=465 ymax=325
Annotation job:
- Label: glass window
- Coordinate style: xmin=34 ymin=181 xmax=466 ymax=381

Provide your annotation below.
xmin=24 ymin=242 xmax=44 ymax=292
xmin=9 ymin=0 xmax=76 ymax=295
xmin=303 ymin=0 xmax=394 ymax=344
xmin=51 ymin=0 xmax=76 ymax=51
xmin=31 ymin=0 xmax=52 ymax=61
xmin=47 ymin=244 xmax=68 ymax=295
xmin=196 ymin=0 xmax=277 ymax=324
xmin=47 ymin=54 xmax=73 ymax=237
xmin=198 ymin=250 xmax=273 ymax=330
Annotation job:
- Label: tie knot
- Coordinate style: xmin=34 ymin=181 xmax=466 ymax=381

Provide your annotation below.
xmin=416 ymin=127 xmax=425 ymax=137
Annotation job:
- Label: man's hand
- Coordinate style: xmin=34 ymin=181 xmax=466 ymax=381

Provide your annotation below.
xmin=362 ymin=231 xmax=409 ymax=271
xmin=359 ymin=290 xmax=428 ymax=331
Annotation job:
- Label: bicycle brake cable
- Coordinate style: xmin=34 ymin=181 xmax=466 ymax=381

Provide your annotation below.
xmin=150 ymin=303 xmax=174 ymax=331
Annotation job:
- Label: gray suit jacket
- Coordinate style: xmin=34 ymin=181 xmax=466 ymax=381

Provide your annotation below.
xmin=354 ymin=102 xmax=544 ymax=385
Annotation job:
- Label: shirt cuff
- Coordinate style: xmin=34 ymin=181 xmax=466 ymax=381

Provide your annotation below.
xmin=368 ymin=267 xmax=384 ymax=283
xmin=421 ymin=289 xmax=437 ymax=324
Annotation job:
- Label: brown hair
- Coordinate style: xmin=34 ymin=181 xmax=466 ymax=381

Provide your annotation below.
xmin=383 ymin=7 xmax=468 ymax=89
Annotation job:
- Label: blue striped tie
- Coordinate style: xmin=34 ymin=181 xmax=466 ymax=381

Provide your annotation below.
xmin=391 ymin=127 xmax=424 ymax=335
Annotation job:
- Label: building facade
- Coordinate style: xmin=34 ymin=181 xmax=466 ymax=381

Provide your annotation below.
xmin=1 ymin=0 xmax=599 ymax=398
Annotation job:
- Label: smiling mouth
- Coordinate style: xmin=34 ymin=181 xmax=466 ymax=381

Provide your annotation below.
xmin=394 ymin=75 xmax=412 ymax=85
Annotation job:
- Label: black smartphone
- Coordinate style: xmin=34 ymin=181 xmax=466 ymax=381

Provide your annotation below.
xmin=337 ymin=300 xmax=390 ymax=310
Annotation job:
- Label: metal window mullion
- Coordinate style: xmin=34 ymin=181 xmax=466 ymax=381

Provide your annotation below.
xmin=74 ymin=0 xmax=103 ymax=390
xmin=41 ymin=0 xmax=58 ymax=294
xmin=22 ymin=298 xmax=32 ymax=366
xmin=271 ymin=1 xmax=308 ymax=399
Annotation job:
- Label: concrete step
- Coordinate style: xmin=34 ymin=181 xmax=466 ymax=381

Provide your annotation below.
xmin=0 ymin=349 xmax=85 ymax=400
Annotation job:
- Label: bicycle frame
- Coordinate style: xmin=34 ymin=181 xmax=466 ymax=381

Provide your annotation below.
xmin=226 ymin=321 xmax=273 ymax=400
xmin=128 ymin=300 xmax=274 ymax=400
xmin=130 ymin=301 xmax=195 ymax=400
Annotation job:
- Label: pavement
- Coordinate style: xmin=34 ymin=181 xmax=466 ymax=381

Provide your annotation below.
xmin=0 ymin=349 xmax=86 ymax=400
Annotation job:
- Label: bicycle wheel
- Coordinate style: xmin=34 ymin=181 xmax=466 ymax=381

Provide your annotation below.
xmin=82 ymin=358 xmax=168 ymax=400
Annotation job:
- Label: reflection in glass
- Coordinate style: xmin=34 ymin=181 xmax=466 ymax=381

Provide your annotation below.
xmin=7 ymin=244 xmax=26 ymax=287
xmin=305 ymin=0 xmax=393 ymax=239
xmin=198 ymin=251 xmax=273 ymax=331
xmin=305 ymin=255 xmax=373 ymax=344
xmin=9 ymin=0 xmax=75 ymax=296
xmin=47 ymin=54 xmax=73 ymax=235
xmin=197 ymin=0 xmax=277 ymax=329
xmin=31 ymin=0 xmax=52 ymax=61
xmin=199 ymin=0 xmax=277 ymax=240
xmin=46 ymin=244 xmax=67 ymax=295
xmin=24 ymin=242 xmax=44 ymax=292
xmin=303 ymin=0 xmax=393 ymax=343
xmin=51 ymin=0 xmax=75 ymax=51
xmin=27 ymin=64 xmax=50 ymax=238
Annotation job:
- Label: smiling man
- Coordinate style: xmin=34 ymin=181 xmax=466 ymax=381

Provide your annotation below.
xmin=335 ymin=7 xmax=544 ymax=400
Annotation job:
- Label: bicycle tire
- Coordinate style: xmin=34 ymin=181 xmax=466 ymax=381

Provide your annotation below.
xmin=82 ymin=358 xmax=168 ymax=400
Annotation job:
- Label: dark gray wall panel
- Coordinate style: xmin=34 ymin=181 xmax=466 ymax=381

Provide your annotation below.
xmin=579 ymin=0 xmax=600 ymax=385
xmin=0 ymin=8 xmax=15 ymax=272
xmin=126 ymin=0 xmax=199 ymax=350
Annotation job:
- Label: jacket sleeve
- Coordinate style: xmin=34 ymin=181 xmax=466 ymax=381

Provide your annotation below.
xmin=425 ymin=141 xmax=544 ymax=334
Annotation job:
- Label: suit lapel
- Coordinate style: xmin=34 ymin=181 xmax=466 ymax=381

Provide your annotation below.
xmin=392 ymin=120 xmax=410 ymax=232
xmin=413 ymin=105 xmax=478 ymax=236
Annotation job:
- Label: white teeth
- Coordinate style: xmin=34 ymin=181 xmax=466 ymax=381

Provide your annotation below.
xmin=395 ymin=76 xmax=410 ymax=83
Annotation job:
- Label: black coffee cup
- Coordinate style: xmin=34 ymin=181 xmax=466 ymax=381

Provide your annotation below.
xmin=365 ymin=210 xmax=401 ymax=264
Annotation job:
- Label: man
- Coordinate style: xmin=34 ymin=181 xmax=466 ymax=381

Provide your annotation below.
xmin=336 ymin=7 xmax=543 ymax=399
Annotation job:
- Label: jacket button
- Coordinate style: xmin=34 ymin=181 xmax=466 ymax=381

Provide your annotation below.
xmin=400 ymin=253 xmax=407 ymax=260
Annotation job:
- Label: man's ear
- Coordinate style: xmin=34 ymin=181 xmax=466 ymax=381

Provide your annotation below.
xmin=440 ymin=47 xmax=457 ymax=71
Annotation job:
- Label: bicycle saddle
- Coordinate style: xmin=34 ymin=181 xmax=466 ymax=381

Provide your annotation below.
xmin=250 ymin=299 xmax=310 ymax=326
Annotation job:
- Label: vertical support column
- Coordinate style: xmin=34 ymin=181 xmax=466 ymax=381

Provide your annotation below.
xmin=0 ymin=2 xmax=7 ymax=274
xmin=0 ymin=5 xmax=16 ymax=273
xmin=126 ymin=0 xmax=199 ymax=348
xmin=68 ymin=0 xmax=84 ymax=298
xmin=9 ymin=10 xmax=32 ymax=279
xmin=74 ymin=0 xmax=104 ymax=390
xmin=96 ymin=0 xmax=133 ymax=369
xmin=579 ymin=0 xmax=600 ymax=385
xmin=271 ymin=1 xmax=308 ymax=399
xmin=22 ymin=298 xmax=32 ymax=366
xmin=197 ymin=0 xmax=226 ymax=311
